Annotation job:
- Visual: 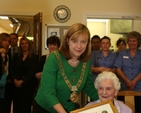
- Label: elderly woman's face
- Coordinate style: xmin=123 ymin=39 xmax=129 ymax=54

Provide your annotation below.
xmin=98 ymin=79 xmax=118 ymax=102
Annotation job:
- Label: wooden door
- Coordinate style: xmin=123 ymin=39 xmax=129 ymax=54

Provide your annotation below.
xmin=33 ymin=12 xmax=42 ymax=60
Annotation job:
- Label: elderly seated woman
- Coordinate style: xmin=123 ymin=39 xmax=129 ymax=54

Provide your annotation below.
xmin=87 ymin=71 xmax=132 ymax=113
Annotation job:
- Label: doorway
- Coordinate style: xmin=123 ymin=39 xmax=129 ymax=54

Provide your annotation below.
xmin=79 ymin=13 xmax=141 ymax=106
xmin=0 ymin=12 xmax=42 ymax=59
xmin=84 ymin=13 xmax=141 ymax=52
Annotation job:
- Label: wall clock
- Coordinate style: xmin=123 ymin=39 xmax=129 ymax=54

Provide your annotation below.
xmin=53 ymin=5 xmax=71 ymax=23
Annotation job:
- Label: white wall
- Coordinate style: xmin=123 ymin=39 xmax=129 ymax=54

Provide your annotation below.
xmin=87 ymin=21 xmax=107 ymax=38
xmin=87 ymin=19 xmax=124 ymax=51
xmin=133 ymin=20 xmax=141 ymax=32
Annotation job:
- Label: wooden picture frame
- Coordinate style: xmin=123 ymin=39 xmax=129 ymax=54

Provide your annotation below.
xmin=70 ymin=100 xmax=118 ymax=113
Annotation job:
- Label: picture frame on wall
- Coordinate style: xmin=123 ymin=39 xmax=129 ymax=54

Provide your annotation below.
xmin=45 ymin=24 xmax=70 ymax=49
xmin=48 ymin=27 xmax=60 ymax=37
xmin=70 ymin=100 xmax=118 ymax=113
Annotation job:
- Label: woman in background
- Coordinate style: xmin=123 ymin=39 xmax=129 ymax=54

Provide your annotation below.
xmin=12 ymin=37 xmax=38 ymax=113
xmin=90 ymin=36 xmax=117 ymax=81
xmin=0 ymin=46 xmax=7 ymax=113
xmin=0 ymin=33 xmax=10 ymax=51
xmin=0 ymin=33 xmax=10 ymax=74
xmin=35 ymin=35 xmax=60 ymax=79
xmin=91 ymin=35 xmax=101 ymax=51
xmin=115 ymin=38 xmax=127 ymax=56
xmin=114 ymin=31 xmax=141 ymax=113
xmin=115 ymin=38 xmax=127 ymax=101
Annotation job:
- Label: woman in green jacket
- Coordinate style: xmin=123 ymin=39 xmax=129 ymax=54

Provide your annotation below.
xmin=33 ymin=23 xmax=98 ymax=113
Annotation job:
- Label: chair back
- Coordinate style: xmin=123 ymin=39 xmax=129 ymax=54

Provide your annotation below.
xmin=117 ymin=90 xmax=141 ymax=113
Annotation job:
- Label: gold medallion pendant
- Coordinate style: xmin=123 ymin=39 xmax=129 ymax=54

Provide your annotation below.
xmin=70 ymin=91 xmax=79 ymax=103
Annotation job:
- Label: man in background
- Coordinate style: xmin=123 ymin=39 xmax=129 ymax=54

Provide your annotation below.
xmin=4 ymin=33 xmax=19 ymax=113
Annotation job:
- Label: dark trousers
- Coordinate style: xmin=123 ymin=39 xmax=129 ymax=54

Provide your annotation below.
xmin=135 ymin=96 xmax=141 ymax=113
xmin=4 ymin=82 xmax=14 ymax=113
xmin=117 ymin=96 xmax=141 ymax=113
xmin=33 ymin=100 xmax=50 ymax=113
xmin=0 ymin=98 xmax=4 ymax=113
xmin=13 ymin=86 xmax=34 ymax=113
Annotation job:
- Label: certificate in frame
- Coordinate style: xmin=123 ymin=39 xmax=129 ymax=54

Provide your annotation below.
xmin=70 ymin=100 xmax=118 ymax=113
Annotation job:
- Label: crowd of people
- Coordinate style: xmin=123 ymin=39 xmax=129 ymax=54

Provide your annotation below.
xmin=90 ymin=31 xmax=141 ymax=113
xmin=0 ymin=23 xmax=141 ymax=113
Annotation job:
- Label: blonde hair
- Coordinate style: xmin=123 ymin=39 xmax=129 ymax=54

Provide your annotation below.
xmin=0 ymin=33 xmax=10 ymax=50
xmin=59 ymin=23 xmax=91 ymax=62
xmin=19 ymin=37 xmax=34 ymax=58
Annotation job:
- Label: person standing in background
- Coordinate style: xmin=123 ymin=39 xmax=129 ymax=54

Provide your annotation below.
xmin=0 ymin=33 xmax=10 ymax=113
xmin=115 ymin=38 xmax=127 ymax=102
xmin=115 ymin=38 xmax=127 ymax=56
xmin=8 ymin=33 xmax=19 ymax=60
xmin=0 ymin=33 xmax=10 ymax=51
xmin=114 ymin=31 xmax=141 ymax=113
xmin=35 ymin=35 xmax=60 ymax=80
xmin=91 ymin=35 xmax=101 ymax=51
xmin=90 ymin=36 xmax=117 ymax=81
xmin=12 ymin=37 xmax=38 ymax=113
xmin=0 ymin=46 xmax=7 ymax=113
xmin=4 ymin=33 xmax=19 ymax=113
xmin=0 ymin=33 xmax=10 ymax=70
xmin=33 ymin=23 xmax=98 ymax=113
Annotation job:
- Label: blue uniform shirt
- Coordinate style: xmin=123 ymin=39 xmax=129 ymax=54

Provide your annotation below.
xmin=114 ymin=49 xmax=141 ymax=91
xmin=90 ymin=50 xmax=117 ymax=81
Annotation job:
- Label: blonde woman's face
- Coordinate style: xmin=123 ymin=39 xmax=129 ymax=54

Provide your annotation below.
xmin=98 ymin=79 xmax=118 ymax=102
xmin=68 ymin=34 xmax=88 ymax=59
xmin=21 ymin=40 xmax=29 ymax=51
xmin=1 ymin=38 xmax=10 ymax=50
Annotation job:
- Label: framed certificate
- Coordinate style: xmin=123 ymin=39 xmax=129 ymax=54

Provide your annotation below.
xmin=70 ymin=100 xmax=118 ymax=113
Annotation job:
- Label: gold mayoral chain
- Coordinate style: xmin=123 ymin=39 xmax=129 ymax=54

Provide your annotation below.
xmin=54 ymin=51 xmax=86 ymax=103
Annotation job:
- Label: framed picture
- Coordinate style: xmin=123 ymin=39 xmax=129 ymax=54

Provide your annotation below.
xmin=45 ymin=24 xmax=70 ymax=49
xmin=48 ymin=27 xmax=60 ymax=37
xmin=70 ymin=100 xmax=118 ymax=113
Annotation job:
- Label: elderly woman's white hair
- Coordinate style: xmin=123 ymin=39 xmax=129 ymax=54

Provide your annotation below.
xmin=95 ymin=71 xmax=121 ymax=91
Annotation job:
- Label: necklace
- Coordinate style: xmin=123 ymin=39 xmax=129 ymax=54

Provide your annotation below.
xmin=68 ymin=59 xmax=79 ymax=64
xmin=54 ymin=51 xmax=86 ymax=103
